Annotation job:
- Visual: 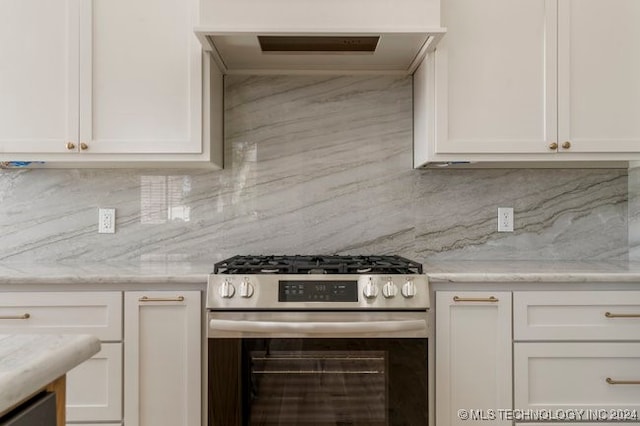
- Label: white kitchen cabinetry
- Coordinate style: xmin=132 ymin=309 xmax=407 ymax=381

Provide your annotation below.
xmin=517 ymin=424 xmax=629 ymax=426
xmin=435 ymin=291 xmax=512 ymax=425
xmin=0 ymin=0 xmax=222 ymax=167
xmin=124 ymin=291 xmax=201 ymax=426
xmin=414 ymin=0 xmax=640 ymax=167
xmin=0 ymin=292 xmax=123 ymax=424
xmin=0 ymin=0 xmax=77 ymax=155
xmin=514 ymin=343 xmax=640 ymax=412
xmin=514 ymin=291 xmax=640 ymax=419
xmin=556 ymin=0 xmax=640 ymax=154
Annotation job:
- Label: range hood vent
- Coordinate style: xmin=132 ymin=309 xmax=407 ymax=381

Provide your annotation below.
xmin=195 ymin=31 xmax=445 ymax=75
xmin=257 ymin=36 xmax=380 ymax=53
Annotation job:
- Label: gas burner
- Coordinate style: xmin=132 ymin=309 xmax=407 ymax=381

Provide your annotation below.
xmin=214 ymin=255 xmax=423 ymax=275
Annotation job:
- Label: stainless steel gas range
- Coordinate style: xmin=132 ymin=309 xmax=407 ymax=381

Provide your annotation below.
xmin=206 ymin=255 xmax=430 ymax=426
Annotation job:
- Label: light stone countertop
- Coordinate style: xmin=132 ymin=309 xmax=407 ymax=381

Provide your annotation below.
xmin=0 ymin=261 xmax=212 ymax=285
xmin=423 ymin=260 xmax=640 ymax=283
xmin=0 ymin=260 xmax=640 ymax=285
xmin=0 ymin=333 xmax=100 ymax=415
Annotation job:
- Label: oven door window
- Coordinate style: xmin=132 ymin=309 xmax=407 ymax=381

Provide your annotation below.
xmin=209 ymin=338 xmax=427 ymax=426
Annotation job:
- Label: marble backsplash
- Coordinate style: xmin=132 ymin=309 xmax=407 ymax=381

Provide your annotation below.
xmin=0 ymin=75 xmax=629 ymax=264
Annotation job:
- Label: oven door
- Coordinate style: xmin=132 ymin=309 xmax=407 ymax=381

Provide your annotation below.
xmin=208 ymin=312 xmax=429 ymax=426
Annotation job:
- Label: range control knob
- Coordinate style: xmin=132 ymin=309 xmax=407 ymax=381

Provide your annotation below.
xmin=219 ymin=280 xmax=235 ymax=298
xmin=382 ymin=280 xmax=398 ymax=298
xmin=239 ymin=279 xmax=254 ymax=298
xmin=363 ymin=278 xmax=379 ymax=299
xmin=401 ymin=280 xmax=417 ymax=298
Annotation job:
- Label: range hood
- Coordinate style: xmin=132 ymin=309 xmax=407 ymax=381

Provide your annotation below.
xmin=195 ymin=0 xmax=444 ymax=75
xmin=194 ymin=30 xmax=445 ymax=75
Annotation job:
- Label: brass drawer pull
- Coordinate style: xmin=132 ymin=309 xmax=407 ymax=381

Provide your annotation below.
xmin=548 ymin=142 xmax=558 ymax=150
xmin=66 ymin=142 xmax=76 ymax=150
xmin=453 ymin=296 xmax=499 ymax=303
xmin=604 ymin=312 xmax=640 ymax=318
xmin=562 ymin=141 xmax=571 ymax=149
xmin=139 ymin=296 xmax=185 ymax=302
xmin=606 ymin=377 xmax=640 ymax=385
xmin=0 ymin=313 xmax=31 ymax=320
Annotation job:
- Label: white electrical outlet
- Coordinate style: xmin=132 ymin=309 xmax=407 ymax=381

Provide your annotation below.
xmin=497 ymin=207 xmax=514 ymax=232
xmin=98 ymin=208 xmax=116 ymax=234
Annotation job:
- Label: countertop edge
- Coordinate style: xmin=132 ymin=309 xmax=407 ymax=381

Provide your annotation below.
xmin=0 ymin=334 xmax=101 ymax=415
xmin=427 ymin=272 xmax=640 ymax=283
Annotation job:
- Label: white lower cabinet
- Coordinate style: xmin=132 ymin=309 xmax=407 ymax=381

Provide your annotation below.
xmin=0 ymin=289 xmax=203 ymax=426
xmin=513 ymin=290 xmax=640 ymax=424
xmin=124 ymin=291 xmax=201 ymax=426
xmin=516 ymin=424 xmax=628 ymax=426
xmin=435 ymin=291 xmax=512 ymax=425
xmin=67 ymin=343 xmax=123 ymax=422
xmin=0 ymin=291 xmax=123 ymax=424
xmin=514 ymin=342 xmax=640 ymax=412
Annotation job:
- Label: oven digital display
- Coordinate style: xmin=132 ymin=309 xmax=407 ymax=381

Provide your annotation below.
xmin=279 ymin=280 xmax=358 ymax=302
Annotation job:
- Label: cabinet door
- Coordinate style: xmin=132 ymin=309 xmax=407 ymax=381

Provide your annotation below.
xmin=0 ymin=0 xmax=78 ymax=154
xmin=435 ymin=291 xmax=512 ymax=425
xmin=67 ymin=343 xmax=123 ymax=422
xmin=515 ymin=342 xmax=640 ymax=412
xmin=434 ymin=0 xmax=556 ymax=155
xmin=124 ymin=291 xmax=201 ymax=426
xmin=557 ymin=0 xmax=640 ymax=153
xmin=517 ymin=424 xmax=632 ymax=426
xmin=79 ymin=0 xmax=202 ymax=154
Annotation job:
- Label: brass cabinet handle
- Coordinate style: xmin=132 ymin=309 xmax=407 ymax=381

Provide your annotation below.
xmin=605 ymin=311 xmax=640 ymax=318
xmin=548 ymin=142 xmax=558 ymax=150
xmin=562 ymin=141 xmax=571 ymax=149
xmin=0 ymin=313 xmax=31 ymax=320
xmin=66 ymin=142 xmax=76 ymax=150
xmin=139 ymin=296 xmax=185 ymax=302
xmin=80 ymin=142 xmax=88 ymax=151
xmin=453 ymin=296 xmax=499 ymax=303
xmin=606 ymin=377 xmax=640 ymax=385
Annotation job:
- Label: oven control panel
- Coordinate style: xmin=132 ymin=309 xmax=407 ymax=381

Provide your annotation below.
xmin=207 ymin=274 xmax=430 ymax=310
xmin=279 ymin=280 xmax=358 ymax=302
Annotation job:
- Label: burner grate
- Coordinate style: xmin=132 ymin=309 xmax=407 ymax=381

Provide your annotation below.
xmin=214 ymin=255 xmax=422 ymax=275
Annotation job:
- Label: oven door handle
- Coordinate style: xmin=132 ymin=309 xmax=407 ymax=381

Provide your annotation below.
xmin=209 ymin=318 xmax=427 ymax=335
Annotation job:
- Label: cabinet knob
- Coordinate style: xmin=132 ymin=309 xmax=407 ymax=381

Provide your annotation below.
xmin=548 ymin=142 xmax=558 ymax=150
xmin=66 ymin=142 xmax=76 ymax=150
xmin=562 ymin=141 xmax=571 ymax=149
xmin=80 ymin=142 xmax=88 ymax=151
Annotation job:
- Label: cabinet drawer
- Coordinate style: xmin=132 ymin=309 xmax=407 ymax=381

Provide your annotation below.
xmin=515 ymin=342 xmax=640 ymax=412
xmin=514 ymin=291 xmax=640 ymax=340
xmin=0 ymin=292 xmax=122 ymax=341
xmin=517 ymin=424 xmax=631 ymax=425
xmin=67 ymin=343 xmax=122 ymax=422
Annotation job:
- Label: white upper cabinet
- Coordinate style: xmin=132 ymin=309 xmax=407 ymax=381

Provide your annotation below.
xmin=414 ymin=0 xmax=640 ymax=167
xmin=436 ymin=0 xmax=554 ymax=156
xmin=0 ymin=0 xmax=222 ymax=168
xmin=0 ymin=0 xmax=78 ymax=155
xmin=80 ymin=0 xmax=202 ymax=155
xmin=557 ymin=0 xmax=640 ymax=154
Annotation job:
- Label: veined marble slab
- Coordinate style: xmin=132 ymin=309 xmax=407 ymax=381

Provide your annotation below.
xmin=0 ymin=76 xmax=629 ymax=263
xmin=0 ymin=334 xmax=100 ymax=415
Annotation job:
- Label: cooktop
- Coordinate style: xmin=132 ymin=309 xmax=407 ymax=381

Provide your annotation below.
xmin=213 ymin=255 xmax=423 ymax=275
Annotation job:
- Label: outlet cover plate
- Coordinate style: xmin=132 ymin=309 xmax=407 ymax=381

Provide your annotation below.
xmin=98 ymin=208 xmax=116 ymax=234
xmin=497 ymin=207 xmax=514 ymax=232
